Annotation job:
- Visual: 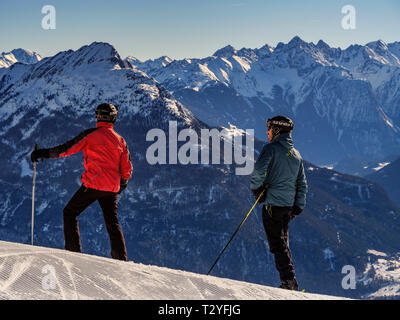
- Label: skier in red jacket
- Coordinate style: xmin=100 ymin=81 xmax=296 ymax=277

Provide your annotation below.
xmin=30 ymin=103 xmax=132 ymax=261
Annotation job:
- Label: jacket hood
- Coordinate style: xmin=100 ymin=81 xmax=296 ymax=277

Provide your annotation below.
xmin=272 ymin=132 xmax=294 ymax=149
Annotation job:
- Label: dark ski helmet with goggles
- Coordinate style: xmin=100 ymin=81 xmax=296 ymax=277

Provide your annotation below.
xmin=266 ymin=115 xmax=294 ymax=138
xmin=95 ymin=103 xmax=119 ymax=124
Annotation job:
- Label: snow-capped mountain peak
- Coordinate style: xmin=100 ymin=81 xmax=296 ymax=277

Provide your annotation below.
xmin=367 ymin=39 xmax=388 ymax=51
xmin=0 ymin=48 xmax=42 ymax=68
xmin=39 ymin=41 xmax=130 ymax=71
xmin=213 ymin=45 xmax=237 ymax=58
xmin=365 ymin=39 xmax=400 ymax=66
xmin=316 ymin=39 xmax=330 ymax=49
xmin=255 ymin=44 xmax=274 ymax=57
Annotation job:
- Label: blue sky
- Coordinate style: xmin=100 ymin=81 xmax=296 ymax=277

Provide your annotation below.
xmin=1 ymin=0 xmax=399 ymax=61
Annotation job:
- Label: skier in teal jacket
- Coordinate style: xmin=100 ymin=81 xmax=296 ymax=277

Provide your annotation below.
xmin=250 ymin=115 xmax=307 ymax=291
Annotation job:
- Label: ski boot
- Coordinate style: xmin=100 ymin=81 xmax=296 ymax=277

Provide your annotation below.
xmin=279 ymin=278 xmax=299 ymax=291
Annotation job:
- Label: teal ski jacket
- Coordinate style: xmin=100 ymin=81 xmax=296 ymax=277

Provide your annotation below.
xmin=250 ymin=132 xmax=307 ymax=209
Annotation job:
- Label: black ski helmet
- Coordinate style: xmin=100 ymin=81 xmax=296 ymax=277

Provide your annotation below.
xmin=95 ymin=103 xmax=119 ymax=123
xmin=266 ymin=115 xmax=294 ymax=137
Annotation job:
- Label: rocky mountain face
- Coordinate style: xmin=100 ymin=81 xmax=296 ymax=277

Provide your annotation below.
xmin=0 ymin=42 xmax=399 ymax=299
xmin=126 ymin=37 xmax=400 ymax=167
xmin=365 ymin=157 xmax=400 ymax=207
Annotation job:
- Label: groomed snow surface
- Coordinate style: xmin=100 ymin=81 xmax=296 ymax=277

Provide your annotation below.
xmin=0 ymin=240 xmax=348 ymax=300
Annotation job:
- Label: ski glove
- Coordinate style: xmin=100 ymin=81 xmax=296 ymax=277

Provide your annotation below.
xmin=251 ymin=185 xmax=267 ymax=203
xmin=30 ymin=148 xmax=49 ymax=163
xmin=290 ymin=205 xmax=303 ymax=220
xmin=118 ymin=179 xmax=128 ymax=194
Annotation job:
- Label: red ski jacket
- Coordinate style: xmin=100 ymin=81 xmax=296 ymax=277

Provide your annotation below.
xmin=47 ymin=122 xmax=133 ymax=192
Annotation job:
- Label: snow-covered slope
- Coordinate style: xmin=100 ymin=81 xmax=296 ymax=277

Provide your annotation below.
xmin=0 ymin=240 xmax=347 ymax=300
xmin=0 ymin=41 xmax=199 ymax=139
xmin=361 ymin=250 xmax=400 ymax=299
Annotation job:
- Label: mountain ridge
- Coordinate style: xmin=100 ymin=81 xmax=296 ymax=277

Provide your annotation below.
xmin=125 ymin=36 xmax=400 ymax=166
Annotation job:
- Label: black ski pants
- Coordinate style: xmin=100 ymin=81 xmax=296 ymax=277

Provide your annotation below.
xmin=262 ymin=205 xmax=296 ymax=282
xmin=63 ymin=184 xmax=127 ymax=261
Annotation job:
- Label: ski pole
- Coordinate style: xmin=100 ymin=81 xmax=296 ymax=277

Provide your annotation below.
xmin=31 ymin=143 xmax=38 ymax=245
xmin=207 ymin=189 xmax=265 ymax=276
